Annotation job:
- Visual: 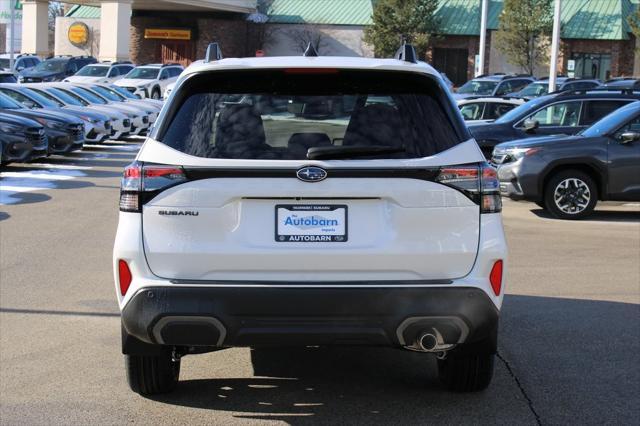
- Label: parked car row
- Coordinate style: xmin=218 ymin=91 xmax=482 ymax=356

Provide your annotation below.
xmin=454 ymin=72 xmax=638 ymax=101
xmin=0 ymin=82 xmax=164 ymax=165
xmin=446 ymin=72 xmax=640 ymax=219
xmin=467 ymin=87 xmax=640 ymax=157
xmin=454 ymin=73 xmax=640 ymax=124
xmin=3 ymin=54 xmax=183 ymax=100
xmin=492 ymin=101 xmax=640 ymax=219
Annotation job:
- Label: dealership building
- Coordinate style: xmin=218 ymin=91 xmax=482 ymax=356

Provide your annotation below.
xmin=15 ymin=0 xmax=640 ymax=84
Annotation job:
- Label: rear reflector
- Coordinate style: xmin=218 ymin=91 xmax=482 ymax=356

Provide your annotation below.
xmin=119 ymin=192 xmax=139 ymax=212
xmin=489 ymin=260 xmax=503 ymax=296
xmin=480 ymin=165 xmax=502 ymax=214
xmin=118 ymin=259 xmax=132 ymax=296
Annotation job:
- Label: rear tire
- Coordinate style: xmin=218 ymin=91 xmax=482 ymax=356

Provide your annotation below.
xmin=125 ymin=351 xmax=180 ymax=395
xmin=544 ymin=170 xmax=597 ymax=220
xmin=437 ymin=352 xmax=495 ymax=392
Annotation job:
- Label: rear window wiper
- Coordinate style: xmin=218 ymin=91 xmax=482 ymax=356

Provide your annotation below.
xmin=307 ymin=145 xmax=406 ymax=160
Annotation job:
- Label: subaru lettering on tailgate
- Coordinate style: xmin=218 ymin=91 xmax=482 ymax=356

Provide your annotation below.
xmin=276 ymin=205 xmax=348 ymax=242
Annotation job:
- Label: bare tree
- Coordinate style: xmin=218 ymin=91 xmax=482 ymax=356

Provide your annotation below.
xmin=284 ymin=25 xmax=328 ymax=54
xmin=48 ymin=2 xmax=65 ymax=55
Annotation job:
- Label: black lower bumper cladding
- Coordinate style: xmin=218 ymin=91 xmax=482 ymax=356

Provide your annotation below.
xmin=122 ymin=286 xmax=499 ymax=355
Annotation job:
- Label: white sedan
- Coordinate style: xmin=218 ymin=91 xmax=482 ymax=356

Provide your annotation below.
xmin=457 ymin=97 xmax=525 ymax=124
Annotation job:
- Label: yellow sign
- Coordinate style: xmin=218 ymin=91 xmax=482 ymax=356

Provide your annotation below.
xmin=144 ymin=29 xmax=191 ymax=41
xmin=68 ymin=22 xmax=90 ymax=47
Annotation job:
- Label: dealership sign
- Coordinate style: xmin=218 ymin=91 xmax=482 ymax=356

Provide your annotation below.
xmin=144 ymin=29 xmax=191 ymax=40
xmin=68 ymin=22 xmax=90 ymax=47
xmin=0 ymin=0 xmax=23 ymax=52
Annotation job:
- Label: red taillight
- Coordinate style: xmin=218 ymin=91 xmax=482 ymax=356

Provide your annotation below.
xmin=118 ymin=259 xmax=132 ymax=296
xmin=489 ymin=260 xmax=503 ymax=296
xmin=119 ymin=162 xmax=187 ymax=212
xmin=436 ymin=165 xmax=479 ymax=195
xmin=143 ymin=167 xmax=184 ymax=179
xmin=123 ymin=166 xmax=141 ymax=179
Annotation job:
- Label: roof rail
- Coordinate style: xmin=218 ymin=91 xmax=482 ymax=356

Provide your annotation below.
xmin=394 ymin=42 xmax=417 ymax=64
xmin=303 ymin=42 xmax=318 ymax=57
xmin=205 ymin=42 xmax=222 ymax=62
xmin=102 ymin=60 xmax=133 ymax=65
xmin=604 ymin=77 xmax=638 ymax=82
xmin=553 ymin=87 xmax=637 ymax=96
xmin=538 ymin=74 xmax=567 ymax=80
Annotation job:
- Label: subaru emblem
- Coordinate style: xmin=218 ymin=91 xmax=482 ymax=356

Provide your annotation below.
xmin=296 ymin=166 xmax=327 ymax=182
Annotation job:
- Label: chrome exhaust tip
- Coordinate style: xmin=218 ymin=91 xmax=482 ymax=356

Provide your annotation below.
xmin=417 ymin=333 xmax=438 ymax=351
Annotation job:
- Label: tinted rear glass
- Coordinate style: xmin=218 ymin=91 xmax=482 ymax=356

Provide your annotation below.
xmin=581 ymin=100 xmax=630 ymax=125
xmin=158 ymin=70 xmax=466 ymax=160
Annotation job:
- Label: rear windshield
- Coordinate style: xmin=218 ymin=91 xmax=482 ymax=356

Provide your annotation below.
xmin=157 ymin=70 xmax=466 ymax=160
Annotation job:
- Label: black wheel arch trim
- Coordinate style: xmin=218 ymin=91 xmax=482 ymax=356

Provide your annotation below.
xmin=538 ymin=158 xmax=607 ymax=201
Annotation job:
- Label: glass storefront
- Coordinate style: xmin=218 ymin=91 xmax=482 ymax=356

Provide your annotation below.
xmin=570 ymin=53 xmax=612 ymax=81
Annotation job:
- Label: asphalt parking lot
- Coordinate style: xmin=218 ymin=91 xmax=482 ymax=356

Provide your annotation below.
xmin=1 ymin=140 xmax=638 ymax=425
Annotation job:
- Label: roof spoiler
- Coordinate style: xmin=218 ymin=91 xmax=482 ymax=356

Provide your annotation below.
xmin=205 ymin=43 xmax=223 ymax=62
xmin=395 ymin=42 xmax=417 ymax=64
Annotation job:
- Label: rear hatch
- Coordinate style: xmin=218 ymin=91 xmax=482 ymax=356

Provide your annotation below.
xmin=132 ymin=68 xmax=488 ymax=282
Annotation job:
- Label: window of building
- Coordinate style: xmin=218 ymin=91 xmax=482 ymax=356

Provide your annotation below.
xmin=571 ymin=53 xmax=612 ymax=81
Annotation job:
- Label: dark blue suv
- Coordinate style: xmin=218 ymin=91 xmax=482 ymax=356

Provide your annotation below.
xmin=19 ymin=56 xmax=97 ymax=83
xmin=468 ymin=88 xmax=640 ymax=157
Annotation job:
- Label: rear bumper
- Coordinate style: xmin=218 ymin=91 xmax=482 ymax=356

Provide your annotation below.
xmin=121 ymin=286 xmax=499 ymax=351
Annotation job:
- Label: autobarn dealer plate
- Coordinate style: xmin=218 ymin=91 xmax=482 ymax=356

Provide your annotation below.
xmin=275 ymin=205 xmax=348 ymax=242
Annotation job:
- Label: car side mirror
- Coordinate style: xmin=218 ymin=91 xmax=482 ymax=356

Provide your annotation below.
xmin=523 ymin=119 xmax=539 ymax=133
xmin=16 ymin=66 xmax=24 ymax=72
xmin=620 ymin=131 xmax=640 ymax=144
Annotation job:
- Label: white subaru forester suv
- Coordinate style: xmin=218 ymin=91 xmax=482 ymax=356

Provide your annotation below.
xmin=114 ymin=43 xmax=507 ymax=396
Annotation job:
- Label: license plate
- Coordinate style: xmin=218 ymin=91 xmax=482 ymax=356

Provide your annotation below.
xmin=275 ymin=205 xmax=348 ymax=242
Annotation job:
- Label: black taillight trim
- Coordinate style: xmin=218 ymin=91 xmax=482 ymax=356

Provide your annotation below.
xmin=119 ymin=161 xmax=189 ymax=213
xmin=121 ymin=162 xmax=497 ymax=212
